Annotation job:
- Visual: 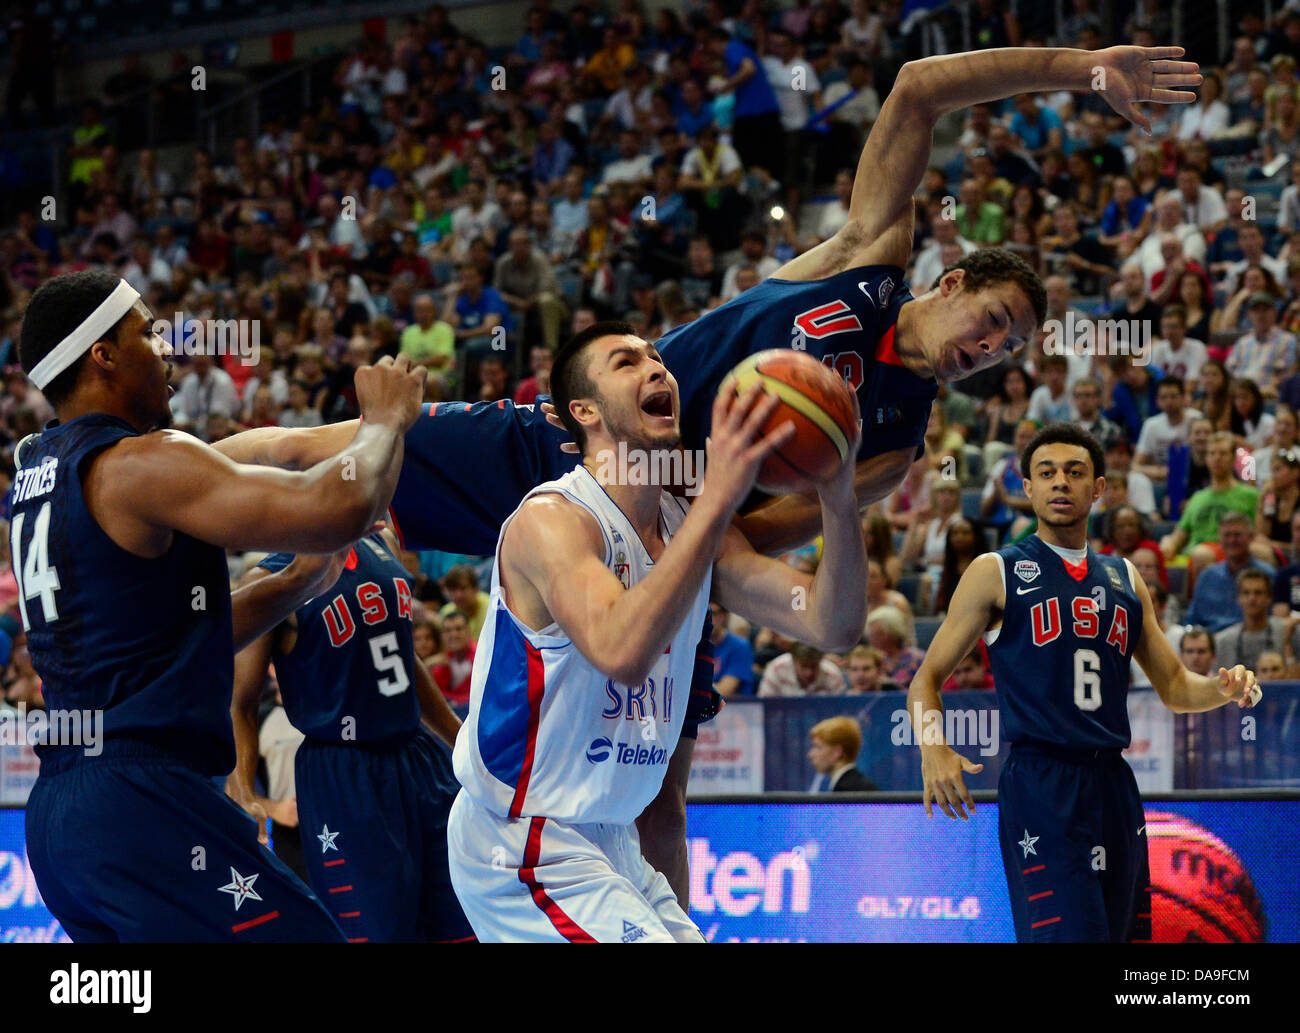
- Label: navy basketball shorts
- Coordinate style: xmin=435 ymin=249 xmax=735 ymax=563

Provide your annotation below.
xmin=294 ymin=730 xmax=475 ymax=943
xmin=997 ymin=742 xmax=1152 ymax=943
xmin=25 ymin=741 xmax=344 ymax=942
xmin=681 ymin=612 xmax=719 ymax=741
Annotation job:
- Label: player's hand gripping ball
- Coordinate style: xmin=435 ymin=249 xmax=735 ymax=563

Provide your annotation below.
xmin=718 ymin=349 xmax=857 ymax=494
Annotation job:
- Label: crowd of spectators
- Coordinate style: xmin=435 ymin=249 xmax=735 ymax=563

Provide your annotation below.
xmin=7 ymin=1 xmax=1300 ymax=713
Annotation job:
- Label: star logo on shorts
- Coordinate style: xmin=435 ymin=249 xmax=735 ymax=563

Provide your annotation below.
xmin=318 ymin=824 xmax=340 ymax=853
xmin=218 ymin=868 xmax=263 ymax=911
xmin=1019 ymin=829 xmax=1039 ymax=858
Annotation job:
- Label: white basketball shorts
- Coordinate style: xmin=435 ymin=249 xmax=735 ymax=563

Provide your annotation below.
xmin=447 ymin=789 xmax=703 ymax=943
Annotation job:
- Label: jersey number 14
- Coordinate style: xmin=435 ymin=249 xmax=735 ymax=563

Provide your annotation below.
xmin=11 ymin=502 xmax=61 ymax=629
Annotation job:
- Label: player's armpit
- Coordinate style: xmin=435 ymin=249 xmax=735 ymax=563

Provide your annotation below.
xmin=909 ymin=553 xmax=1005 ymax=694
xmin=734 ymin=447 xmax=913 ymax=556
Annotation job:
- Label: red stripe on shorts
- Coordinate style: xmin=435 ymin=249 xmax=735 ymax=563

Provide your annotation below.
xmin=518 ymin=817 xmax=597 ymax=943
xmin=508 ymin=641 xmax=547 ymax=819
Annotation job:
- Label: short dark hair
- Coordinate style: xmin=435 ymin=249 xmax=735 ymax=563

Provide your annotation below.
xmin=19 ymin=268 xmax=131 ymax=407
xmin=945 ymin=247 xmax=1047 ymax=326
xmin=1157 ymin=375 xmax=1186 ymax=394
xmin=1020 ymin=422 xmax=1106 ymax=480
xmin=443 ymin=564 xmax=479 ymax=589
xmin=551 ymin=320 xmax=638 ymax=455
xmin=1181 ymin=626 xmax=1215 ymax=655
xmin=1236 ymin=567 xmax=1272 ymax=591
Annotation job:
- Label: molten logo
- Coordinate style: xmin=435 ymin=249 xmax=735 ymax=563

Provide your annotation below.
xmin=688 ymin=840 xmax=813 ymax=918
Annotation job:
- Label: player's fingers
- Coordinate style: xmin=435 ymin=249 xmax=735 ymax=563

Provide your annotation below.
xmin=727 ymin=380 xmax=769 ymax=435
xmin=957 ymin=775 xmax=977 ymax=816
xmin=1147 ymin=88 xmax=1199 ymax=105
xmin=1141 ymin=46 xmax=1186 ymax=60
xmin=960 ymin=757 xmax=985 ymax=774
xmin=745 ymin=419 xmax=796 ymax=465
xmin=737 ymin=389 xmax=782 ymax=443
xmin=932 ymin=781 xmax=958 ymax=820
xmin=560 ymin=441 xmax=579 ymax=454
xmin=923 ymin=783 xmax=933 ymax=819
xmin=1114 ymin=100 xmax=1153 ymax=135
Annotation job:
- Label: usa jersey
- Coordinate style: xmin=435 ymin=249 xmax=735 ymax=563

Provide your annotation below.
xmin=984 ymin=536 xmax=1143 ymax=751
xmin=656 ymin=264 xmax=938 ymax=463
xmin=11 ymin=414 xmax=235 ymax=775
xmin=259 ymin=534 xmax=418 ymax=743
xmin=453 ymin=466 xmax=710 ymax=825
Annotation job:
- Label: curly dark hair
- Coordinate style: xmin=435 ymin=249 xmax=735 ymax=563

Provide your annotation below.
xmin=1020 ymin=421 xmax=1106 ymax=480
xmin=941 ymin=247 xmax=1048 ymax=327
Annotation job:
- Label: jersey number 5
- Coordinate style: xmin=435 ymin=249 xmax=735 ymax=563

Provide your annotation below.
xmin=369 ymin=631 xmax=411 ymax=697
xmin=11 ymin=502 xmax=61 ymax=629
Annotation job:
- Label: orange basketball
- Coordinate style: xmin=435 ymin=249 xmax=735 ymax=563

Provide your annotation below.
xmin=1146 ymin=812 xmax=1266 ymax=942
xmin=719 ymin=349 xmax=857 ymax=494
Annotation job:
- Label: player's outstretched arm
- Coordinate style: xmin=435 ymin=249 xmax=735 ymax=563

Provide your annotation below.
xmin=713 ymin=401 xmax=867 ymax=649
xmin=775 ymin=46 xmax=1199 ymax=280
xmin=212 ymin=419 xmax=358 ymax=469
xmin=908 ymin=553 xmax=1003 ymax=820
xmin=89 ymin=357 xmax=425 ymax=554
xmin=1129 ymin=568 xmax=1263 ymax=713
xmin=229 ymin=549 xmax=351 ymax=653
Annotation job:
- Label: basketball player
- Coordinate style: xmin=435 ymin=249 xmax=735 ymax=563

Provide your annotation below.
xmin=214 ymin=43 xmax=1202 ymax=901
xmin=909 ymin=424 xmax=1261 ymax=942
xmin=446 ymin=323 xmax=866 ymax=941
xmin=12 ymin=269 xmax=425 ymax=941
xmin=228 ymin=530 xmax=474 ymax=943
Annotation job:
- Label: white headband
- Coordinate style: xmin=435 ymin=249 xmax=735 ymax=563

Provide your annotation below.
xmin=29 ymin=279 xmax=140 ymax=390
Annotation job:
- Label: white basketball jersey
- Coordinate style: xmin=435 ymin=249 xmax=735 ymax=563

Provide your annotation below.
xmin=453 ymin=465 xmax=711 ymax=825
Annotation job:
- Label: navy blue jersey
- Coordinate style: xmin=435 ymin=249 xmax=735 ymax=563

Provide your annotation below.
xmin=656 ymin=264 xmax=937 ymax=464
xmin=260 ymin=533 xmax=419 ymax=743
xmin=985 ymin=536 xmax=1143 ymax=751
xmin=11 ymin=414 xmax=235 ymax=775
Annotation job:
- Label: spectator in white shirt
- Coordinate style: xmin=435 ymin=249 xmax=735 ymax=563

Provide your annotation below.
xmin=911 ymin=214 xmax=977 ymax=291
xmin=1221 ymin=223 xmax=1287 ymax=294
xmin=1133 ymin=194 xmax=1207 ymax=287
xmin=171 ymin=353 xmax=240 ymax=437
xmin=601 ymin=128 xmax=654 ymax=187
xmin=1135 ymin=376 xmax=1201 ymax=481
xmin=604 ymin=63 xmax=653 ymax=131
xmin=1104 ymin=436 xmax=1158 ymax=516
xmin=1175 ymin=166 xmax=1227 ymax=236
xmin=1026 ymin=354 xmax=1073 ymax=424
xmin=815 ymin=169 xmax=854 ymax=243
xmin=1176 ymin=70 xmax=1231 ymax=140
xmin=450 ymin=178 xmax=505 ymax=259
xmin=758 ymin=643 xmax=847 ymax=697
xmin=720 ymin=229 xmax=780 ymax=300
xmin=1278 ymin=156 xmax=1300 ymax=235
xmin=1150 ymin=305 xmax=1208 ymax=382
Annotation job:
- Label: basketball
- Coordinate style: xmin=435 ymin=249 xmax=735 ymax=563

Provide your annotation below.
xmin=719 ymin=349 xmax=857 ymax=494
xmin=1146 ymin=812 xmax=1267 ymax=942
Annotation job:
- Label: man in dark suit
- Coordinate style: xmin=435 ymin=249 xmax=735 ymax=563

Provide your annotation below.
xmin=808 ymin=716 xmax=880 ymax=791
